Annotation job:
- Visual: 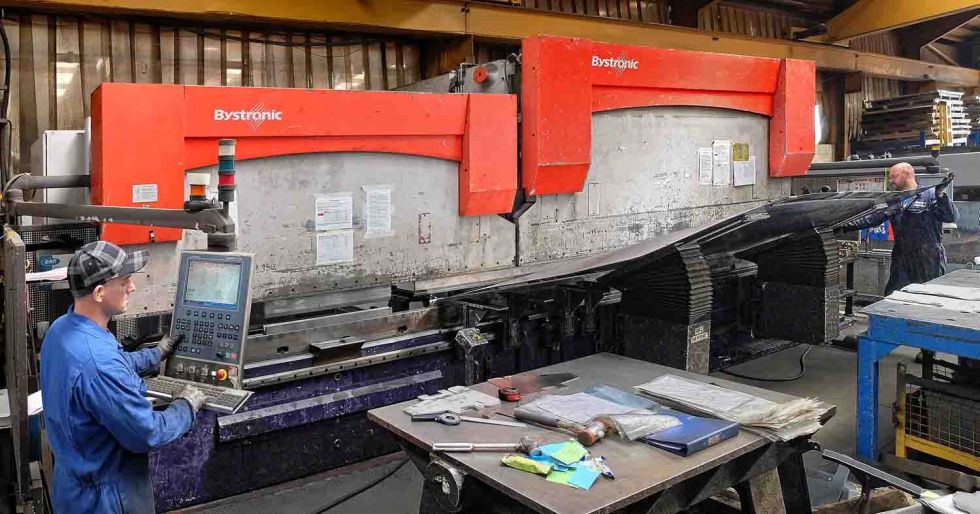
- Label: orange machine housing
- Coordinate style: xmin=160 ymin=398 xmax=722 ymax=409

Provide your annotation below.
xmin=521 ymin=36 xmax=816 ymax=196
xmin=91 ymin=84 xmax=517 ymax=245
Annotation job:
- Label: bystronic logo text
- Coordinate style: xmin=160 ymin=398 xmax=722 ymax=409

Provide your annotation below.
xmin=591 ymin=54 xmax=639 ymax=75
xmin=213 ymin=102 xmax=283 ymax=130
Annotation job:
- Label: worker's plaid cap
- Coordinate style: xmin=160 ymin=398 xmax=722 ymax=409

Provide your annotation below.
xmin=67 ymin=241 xmax=148 ymax=297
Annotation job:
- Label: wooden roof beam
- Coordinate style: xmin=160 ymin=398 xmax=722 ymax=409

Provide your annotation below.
xmin=823 ymin=0 xmax=980 ymax=43
xmin=10 ymin=0 xmax=980 ymax=86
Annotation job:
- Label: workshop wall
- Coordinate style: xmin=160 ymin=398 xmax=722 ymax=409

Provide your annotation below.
xmin=515 ymin=0 xmax=669 ymax=24
xmin=0 ymin=14 xmax=422 ymax=174
xmin=698 ymin=2 xmax=811 ymax=39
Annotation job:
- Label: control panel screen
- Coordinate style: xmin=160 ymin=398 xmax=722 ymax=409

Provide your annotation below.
xmin=184 ymin=260 xmax=242 ymax=309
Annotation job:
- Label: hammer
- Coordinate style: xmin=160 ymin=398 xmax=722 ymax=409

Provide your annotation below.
xmin=575 ymin=419 xmax=613 ymax=447
xmin=513 ymin=407 xmax=613 ymax=447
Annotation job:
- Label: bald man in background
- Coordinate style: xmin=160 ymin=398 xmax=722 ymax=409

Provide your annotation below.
xmin=848 ymin=162 xmax=957 ymax=295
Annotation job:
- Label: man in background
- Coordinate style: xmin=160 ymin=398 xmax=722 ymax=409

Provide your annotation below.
xmin=846 ymin=162 xmax=957 ymax=295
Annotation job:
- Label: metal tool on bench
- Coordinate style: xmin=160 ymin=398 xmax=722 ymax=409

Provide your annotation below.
xmin=411 ymin=411 xmax=527 ymax=428
xmin=513 ymin=406 xmax=611 ymax=446
xmin=433 ymin=436 xmax=547 ymax=454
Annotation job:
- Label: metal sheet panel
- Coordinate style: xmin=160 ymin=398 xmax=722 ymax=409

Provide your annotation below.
xmin=127 ymin=152 xmax=516 ymax=312
xmin=519 ymin=106 xmax=790 ymax=265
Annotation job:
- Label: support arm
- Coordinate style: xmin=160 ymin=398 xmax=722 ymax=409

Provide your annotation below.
xmin=3 ymin=189 xmax=235 ymax=234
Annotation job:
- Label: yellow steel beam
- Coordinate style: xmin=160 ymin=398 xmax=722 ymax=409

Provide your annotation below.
xmin=10 ymin=0 xmax=980 ymax=86
xmin=905 ymin=435 xmax=980 ymax=471
xmin=825 ymin=0 xmax=980 ymax=42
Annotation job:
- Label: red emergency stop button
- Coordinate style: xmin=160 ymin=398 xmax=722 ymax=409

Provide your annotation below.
xmin=216 ymin=369 xmax=228 ymax=381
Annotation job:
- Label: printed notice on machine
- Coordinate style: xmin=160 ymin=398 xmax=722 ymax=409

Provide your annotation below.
xmin=697 ymin=148 xmax=713 ymax=185
xmin=316 ymin=230 xmax=354 ymax=266
xmin=132 ymin=184 xmax=158 ymax=203
xmin=733 ymin=155 xmax=756 ymax=187
xmin=711 ymin=140 xmax=732 ymax=186
xmin=315 ymin=193 xmax=353 ymax=231
xmin=364 ymin=186 xmax=393 ymax=238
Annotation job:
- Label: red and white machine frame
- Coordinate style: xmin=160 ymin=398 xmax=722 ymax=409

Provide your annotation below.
xmin=521 ymin=35 xmax=815 ymax=195
xmin=92 ymin=84 xmax=517 ymax=245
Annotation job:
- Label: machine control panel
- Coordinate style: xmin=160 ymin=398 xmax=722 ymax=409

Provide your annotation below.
xmin=165 ymin=251 xmax=254 ymax=389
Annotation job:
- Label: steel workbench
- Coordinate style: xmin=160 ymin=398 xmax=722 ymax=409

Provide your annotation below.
xmin=369 ymin=353 xmax=834 ymax=514
xmin=856 ymin=268 xmax=980 ymax=460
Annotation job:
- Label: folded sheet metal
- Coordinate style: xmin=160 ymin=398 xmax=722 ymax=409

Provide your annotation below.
xmin=457 ymin=189 xmax=928 ymax=296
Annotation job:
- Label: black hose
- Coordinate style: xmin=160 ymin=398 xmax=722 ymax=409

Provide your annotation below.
xmin=721 ymin=345 xmax=813 ymax=382
xmin=312 ymin=459 xmax=410 ymax=514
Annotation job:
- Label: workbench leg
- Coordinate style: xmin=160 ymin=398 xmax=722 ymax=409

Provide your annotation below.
xmin=856 ymin=338 xmax=896 ymax=460
xmin=735 ymin=470 xmax=786 ymax=514
xmin=776 ymin=452 xmax=812 ymax=514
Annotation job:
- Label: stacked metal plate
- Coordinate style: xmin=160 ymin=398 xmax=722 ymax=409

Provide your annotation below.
xmin=861 ymin=90 xmax=968 ymax=148
xmin=965 ymin=93 xmax=980 ymax=144
xmin=750 ymin=231 xmax=839 ymax=288
xmin=609 ymin=244 xmax=713 ymax=324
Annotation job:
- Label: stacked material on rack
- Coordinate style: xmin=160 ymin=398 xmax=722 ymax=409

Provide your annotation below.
xmin=965 ymin=92 xmax=980 ymax=144
xmin=861 ymin=90 xmax=968 ymax=148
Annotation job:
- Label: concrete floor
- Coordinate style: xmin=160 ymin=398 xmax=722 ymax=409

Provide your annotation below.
xmin=178 ymin=336 xmax=922 ymax=514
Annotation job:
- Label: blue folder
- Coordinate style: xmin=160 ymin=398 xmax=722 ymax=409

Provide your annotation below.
xmin=586 ymin=383 xmax=739 ymax=456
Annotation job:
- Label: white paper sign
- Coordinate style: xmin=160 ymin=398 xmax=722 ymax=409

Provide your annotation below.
xmin=316 ymin=230 xmax=354 ymax=266
xmin=316 ymin=231 xmax=354 ymax=265
xmin=733 ymin=155 xmax=756 ymax=187
xmin=364 ymin=186 xmax=392 ymax=237
xmin=132 ymin=184 xmax=158 ymax=203
xmin=697 ymin=147 xmax=713 ymax=185
xmin=315 ymin=193 xmax=353 ymax=231
xmin=712 ymin=140 xmax=732 ymax=186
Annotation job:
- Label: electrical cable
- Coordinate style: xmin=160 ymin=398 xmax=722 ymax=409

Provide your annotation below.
xmin=311 ymin=459 xmax=409 ymax=514
xmin=1 ymin=172 xmax=29 ymax=201
xmin=0 ymin=18 xmax=12 ymax=186
xmin=720 ymin=344 xmax=813 ymax=382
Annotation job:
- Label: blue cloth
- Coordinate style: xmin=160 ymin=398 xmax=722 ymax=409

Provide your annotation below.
xmin=40 ymin=307 xmax=195 ymax=514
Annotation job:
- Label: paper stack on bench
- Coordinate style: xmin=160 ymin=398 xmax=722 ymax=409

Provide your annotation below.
xmin=885 ymin=283 xmax=980 ymax=313
xmin=635 ymin=375 xmax=827 ymax=441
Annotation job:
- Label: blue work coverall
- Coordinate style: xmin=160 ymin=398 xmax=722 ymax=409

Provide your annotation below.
xmin=40 ymin=307 xmax=195 ymax=514
xmin=851 ymin=188 xmax=958 ymax=295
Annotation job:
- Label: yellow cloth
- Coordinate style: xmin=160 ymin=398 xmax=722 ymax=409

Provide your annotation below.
xmin=501 ymin=454 xmax=553 ymax=476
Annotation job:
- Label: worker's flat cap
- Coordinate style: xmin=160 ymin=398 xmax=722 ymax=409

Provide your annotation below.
xmin=67 ymin=241 xmax=148 ymax=297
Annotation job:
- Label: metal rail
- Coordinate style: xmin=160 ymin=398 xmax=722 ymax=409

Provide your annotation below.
xmin=243 ymin=340 xmax=453 ymax=388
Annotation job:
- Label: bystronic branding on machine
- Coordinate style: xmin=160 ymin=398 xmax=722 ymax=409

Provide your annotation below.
xmin=213 ymin=102 xmax=283 ymax=130
xmin=591 ymin=52 xmax=639 ymax=77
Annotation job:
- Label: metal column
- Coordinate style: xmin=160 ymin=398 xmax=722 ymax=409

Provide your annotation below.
xmin=2 ymin=227 xmax=32 ymax=508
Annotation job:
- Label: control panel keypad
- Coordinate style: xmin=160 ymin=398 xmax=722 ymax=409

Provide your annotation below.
xmin=173 ymin=307 xmax=243 ymax=362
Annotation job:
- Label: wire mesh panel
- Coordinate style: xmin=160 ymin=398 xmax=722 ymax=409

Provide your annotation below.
xmin=904 ymin=359 xmax=980 ymax=458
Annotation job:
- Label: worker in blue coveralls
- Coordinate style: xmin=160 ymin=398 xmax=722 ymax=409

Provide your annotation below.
xmin=846 ymin=162 xmax=957 ymax=295
xmin=40 ymin=241 xmax=206 ymax=514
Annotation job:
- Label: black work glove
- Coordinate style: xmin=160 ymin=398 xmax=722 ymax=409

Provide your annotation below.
xmin=157 ymin=333 xmax=184 ymax=361
xmin=935 ymin=172 xmax=954 ymax=196
xmin=176 ymin=384 xmax=207 ymax=413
